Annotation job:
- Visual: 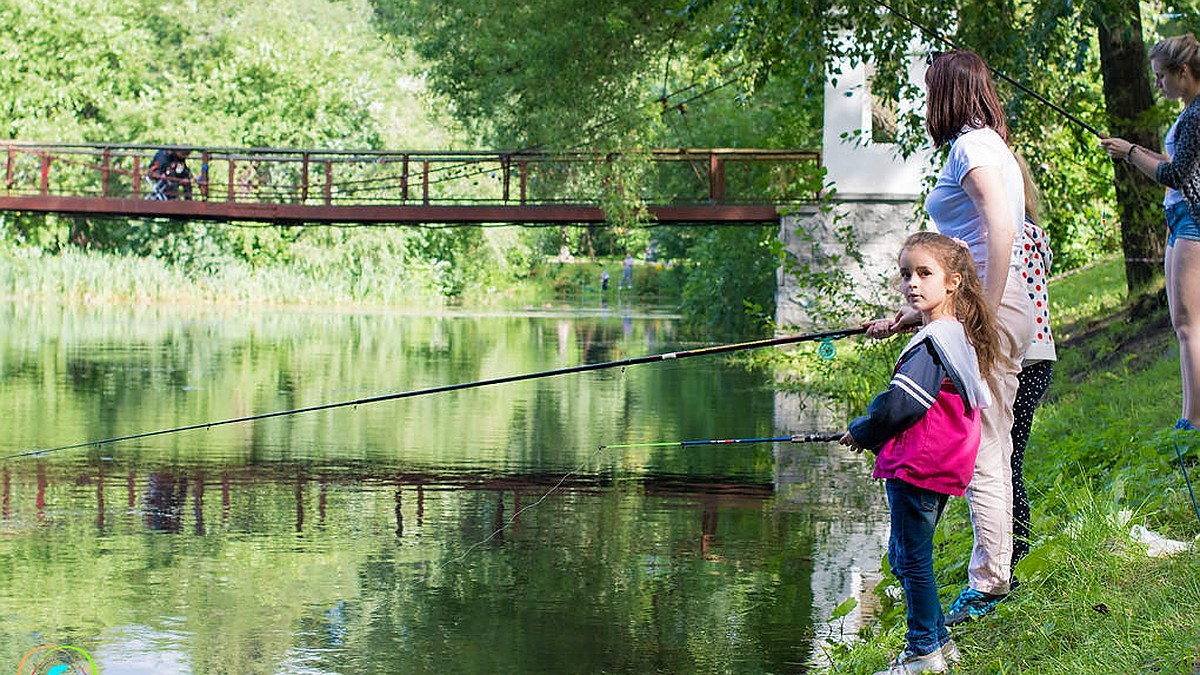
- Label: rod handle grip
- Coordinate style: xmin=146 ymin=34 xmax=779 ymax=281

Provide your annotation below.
xmin=789 ymin=432 xmax=844 ymax=443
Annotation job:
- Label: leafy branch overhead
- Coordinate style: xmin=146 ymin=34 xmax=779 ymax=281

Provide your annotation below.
xmin=373 ymin=0 xmax=1196 ymax=292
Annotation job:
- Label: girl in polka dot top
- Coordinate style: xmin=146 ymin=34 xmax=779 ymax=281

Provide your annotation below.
xmin=1011 ymin=158 xmax=1057 ymax=583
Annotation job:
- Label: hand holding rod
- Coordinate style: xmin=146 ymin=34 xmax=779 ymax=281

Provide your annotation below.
xmin=790 ymin=432 xmax=845 ymax=443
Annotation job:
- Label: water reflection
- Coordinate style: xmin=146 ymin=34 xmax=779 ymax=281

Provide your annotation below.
xmin=774 ymin=390 xmax=890 ymax=659
xmin=0 ymin=301 xmax=887 ymax=673
xmin=144 ymin=472 xmax=187 ymax=533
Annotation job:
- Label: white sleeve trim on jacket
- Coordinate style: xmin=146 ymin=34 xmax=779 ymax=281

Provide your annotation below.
xmin=892 ymin=373 xmax=936 ymax=409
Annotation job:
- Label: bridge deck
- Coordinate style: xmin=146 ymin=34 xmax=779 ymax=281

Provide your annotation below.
xmin=0 ymin=195 xmax=783 ymax=224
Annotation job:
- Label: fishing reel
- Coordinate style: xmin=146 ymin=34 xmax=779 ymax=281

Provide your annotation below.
xmin=817 ymin=338 xmax=837 ymax=361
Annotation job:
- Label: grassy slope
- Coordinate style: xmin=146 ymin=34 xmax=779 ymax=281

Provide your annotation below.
xmin=825 ymin=258 xmax=1200 ymax=674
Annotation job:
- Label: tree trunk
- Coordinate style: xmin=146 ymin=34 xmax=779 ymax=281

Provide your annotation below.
xmin=68 ymin=217 xmax=91 ymax=248
xmin=1097 ymin=3 xmax=1163 ymax=293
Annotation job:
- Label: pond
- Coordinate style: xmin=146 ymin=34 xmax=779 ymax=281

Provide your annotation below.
xmin=0 ymin=300 xmax=887 ymax=674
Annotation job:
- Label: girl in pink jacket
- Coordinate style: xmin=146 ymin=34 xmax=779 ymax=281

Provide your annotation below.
xmin=842 ymin=232 xmax=1001 ymax=674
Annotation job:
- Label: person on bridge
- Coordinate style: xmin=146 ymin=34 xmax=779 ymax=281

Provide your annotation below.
xmin=147 ymin=147 xmax=194 ymax=200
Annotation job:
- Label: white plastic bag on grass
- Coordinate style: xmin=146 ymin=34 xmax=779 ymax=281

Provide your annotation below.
xmin=1129 ymin=524 xmax=1192 ymax=557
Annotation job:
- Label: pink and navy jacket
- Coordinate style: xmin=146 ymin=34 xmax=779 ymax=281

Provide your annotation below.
xmin=848 ymin=320 xmax=991 ymax=496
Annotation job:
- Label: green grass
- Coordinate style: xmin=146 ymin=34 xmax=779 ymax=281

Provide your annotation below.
xmin=817 ymin=259 xmax=1200 ymax=674
xmin=1050 ymin=255 xmax=1129 ymax=328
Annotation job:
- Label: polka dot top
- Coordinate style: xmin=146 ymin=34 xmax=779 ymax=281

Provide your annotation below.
xmin=1021 ymin=218 xmax=1057 ymax=363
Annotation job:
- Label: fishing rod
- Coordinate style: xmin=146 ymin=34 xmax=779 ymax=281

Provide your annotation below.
xmin=601 ymin=431 xmax=844 ymax=450
xmin=873 ymin=0 xmax=1104 ymax=138
xmin=1172 ymin=438 xmax=1200 ymax=523
xmin=4 ymin=326 xmax=865 ymax=461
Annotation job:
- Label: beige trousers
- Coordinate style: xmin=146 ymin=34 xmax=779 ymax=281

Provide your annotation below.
xmin=965 ymin=266 xmax=1034 ymax=595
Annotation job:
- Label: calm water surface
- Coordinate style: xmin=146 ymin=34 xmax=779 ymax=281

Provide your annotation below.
xmin=0 ymin=301 xmax=887 ymax=674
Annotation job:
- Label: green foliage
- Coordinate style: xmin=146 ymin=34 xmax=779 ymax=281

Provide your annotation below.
xmin=0 ymin=0 xmax=492 ymax=292
xmin=370 ymin=0 xmax=831 ymax=331
xmin=0 ymin=0 xmax=1171 ymax=324
xmin=771 ymin=328 xmax=904 ymax=422
xmin=678 ymin=225 xmax=780 ymax=337
xmin=372 ymin=0 xmax=686 ymax=149
xmin=0 ymin=0 xmax=439 ymax=148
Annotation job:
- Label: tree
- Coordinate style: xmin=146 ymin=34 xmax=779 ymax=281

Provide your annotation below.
xmin=1096 ymin=1 xmax=1163 ymax=291
xmin=370 ymin=0 xmax=830 ymax=333
xmin=0 ymin=0 xmax=457 ymax=266
xmin=373 ymin=0 xmax=1186 ymax=298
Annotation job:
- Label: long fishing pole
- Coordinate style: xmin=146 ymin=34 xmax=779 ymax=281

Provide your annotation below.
xmin=873 ymin=0 xmax=1104 ymax=138
xmin=4 ymin=326 xmax=865 ymax=461
xmin=1172 ymin=438 xmax=1200 ymax=523
xmin=601 ymin=431 xmax=844 ymax=450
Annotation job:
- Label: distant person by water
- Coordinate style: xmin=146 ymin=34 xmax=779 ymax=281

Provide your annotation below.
xmin=621 ymin=254 xmax=634 ymax=289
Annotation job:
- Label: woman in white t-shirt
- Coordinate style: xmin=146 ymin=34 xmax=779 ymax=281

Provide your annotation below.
xmin=866 ymin=50 xmax=1035 ymax=629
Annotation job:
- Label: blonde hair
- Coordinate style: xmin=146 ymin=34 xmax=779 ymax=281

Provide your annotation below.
xmin=900 ymin=232 xmax=1001 ymax=379
xmin=1150 ymin=34 xmax=1200 ymax=76
xmin=1015 ymin=153 xmax=1041 ymax=224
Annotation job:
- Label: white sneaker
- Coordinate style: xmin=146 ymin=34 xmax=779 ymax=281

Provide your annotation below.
xmin=873 ymin=647 xmax=948 ymax=675
xmin=941 ymin=638 xmax=961 ymax=667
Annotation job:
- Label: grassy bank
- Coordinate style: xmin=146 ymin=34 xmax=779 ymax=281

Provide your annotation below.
xmin=809 ymin=258 xmax=1200 ymax=673
xmin=0 ymin=245 xmax=451 ymax=307
xmin=0 ymin=245 xmax=685 ymax=309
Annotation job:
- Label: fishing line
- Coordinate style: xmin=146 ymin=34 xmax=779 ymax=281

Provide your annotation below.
xmin=432 ymin=444 xmax=610 ymax=571
xmin=4 ymin=326 xmax=865 ymax=461
xmin=871 ymin=0 xmax=1104 ymax=138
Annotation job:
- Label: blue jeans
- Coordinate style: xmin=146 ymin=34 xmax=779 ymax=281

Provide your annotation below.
xmin=1166 ymin=201 xmax=1200 ymax=246
xmin=886 ymin=479 xmax=950 ymax=655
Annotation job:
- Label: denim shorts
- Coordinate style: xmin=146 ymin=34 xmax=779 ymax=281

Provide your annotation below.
xmin=1166 ymin=201 xmax=1200 ymax=246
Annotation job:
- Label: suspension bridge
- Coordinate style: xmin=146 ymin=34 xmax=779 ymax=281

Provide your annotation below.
xmin=0 ymin=142 xmax=821 ymax=226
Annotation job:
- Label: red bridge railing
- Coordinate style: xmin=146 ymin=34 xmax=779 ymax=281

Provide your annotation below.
xmin=0 ymin=143 xmax=822 ymax=224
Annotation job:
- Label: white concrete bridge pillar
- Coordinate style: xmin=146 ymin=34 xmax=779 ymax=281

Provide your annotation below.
xmin=776 ymin=49 xmax=931 ymax=329
xmin=772 ymin=47 xmax=934 ymax=658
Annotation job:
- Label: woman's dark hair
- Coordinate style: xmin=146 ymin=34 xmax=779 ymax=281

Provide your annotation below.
xmin=924 ymin=50 xmax=1008 ymax=148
